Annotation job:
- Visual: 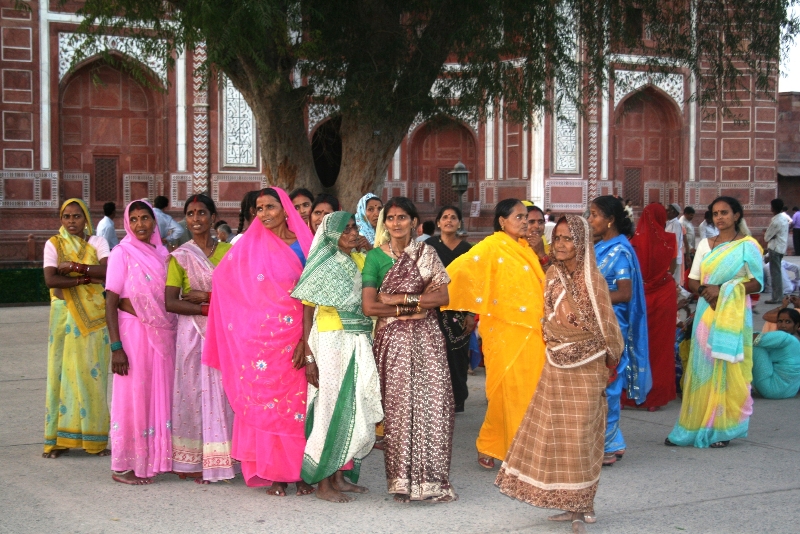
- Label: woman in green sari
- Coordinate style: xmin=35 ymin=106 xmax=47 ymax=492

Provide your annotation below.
xmin=42 ymin=199 xmax=111 ymax=458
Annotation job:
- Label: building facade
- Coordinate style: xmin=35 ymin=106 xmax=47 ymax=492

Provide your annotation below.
xmin=0 ymin=2 xmax=785 ymax=262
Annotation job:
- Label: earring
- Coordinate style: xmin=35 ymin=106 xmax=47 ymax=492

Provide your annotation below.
xmin=607 ymin=222 xmax=611 ymax=228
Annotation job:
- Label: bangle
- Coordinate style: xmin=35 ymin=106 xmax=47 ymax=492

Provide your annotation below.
xmin=396 ymin=305 xmax=400 ymax=317
xmin=110 ymin=341 xmax=123 ymax=351
xmin=403 ymin=293 xmax=408 ymax=305
xmin=201 ymin=303 xmax=210 ymax=316
xmin=207 ymin=291 xmax=212 ymax=303
xmin=81 ymin=275 xmax=92 ymax=285
xmin=70 ymin=262 xmax=78 ymax=273
xmin=78 ymin=263 xmax=89 ymax=275
xmin=406 ymin=294 xmax=420 ymax=306
xmin=305 ymin=354 xmax=316 ymax=365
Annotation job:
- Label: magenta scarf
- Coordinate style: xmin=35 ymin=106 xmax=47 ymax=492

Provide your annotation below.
xmin=203 ymin=188 xmax=313 ymax=433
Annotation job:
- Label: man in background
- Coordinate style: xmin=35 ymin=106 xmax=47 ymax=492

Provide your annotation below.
xmin=765 ymin=198 xmax=791 ymax=303
xmin=152 ymin=195 xmax=184 ymax=248
xmin=95 ymin=201 xmax=119 ymax=249
xmin=666 ymin=203 xmax=685 ymax=284
xmin=791 ymin=206 xmax=800 ymax=256
xmin=679 ymin=206 xmax=696 ymax=273
xmin=416 ymin=220 xmax=435 ymax=242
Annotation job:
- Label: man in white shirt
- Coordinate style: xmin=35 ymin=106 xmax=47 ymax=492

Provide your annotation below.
xmin=666 ymin=203 xmax=685 ymax=284
xmin=765 ymin=198 xmax=791 ymax=303
xmin=416 ymin=220 xmax=435 ymax=242
xmin=95 ymin=202 xmax=119 ymax=249
xmin=679 ymin=206 xmax=696 ymax=270
xmin=698 ymin=209 xmax=719 ymax=239
xmin=152 ymin=195 xmax=184 ymax=247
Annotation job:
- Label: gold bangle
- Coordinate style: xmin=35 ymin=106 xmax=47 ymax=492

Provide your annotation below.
xmin=396 ymin=305 xmax=400 ymax=317
xmin=404 ymin=293 xmax=408 ymax=305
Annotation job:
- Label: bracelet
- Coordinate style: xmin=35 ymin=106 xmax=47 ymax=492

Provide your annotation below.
xmin=207 ymin=291 xmax=212 ymax=303
xmin=78 ymin=263 xmax=89 ymax=275
xmin=396 ymin=305 xmax=400 ymax=317
xmin=406 ymin=294 xmax=420 ymax=306
xmin=200 ymin=303 xmax=210 ymax=316
xmin=305 ymin=354 xmax=316 ymax=364
xmin=110 ymin=341 xmax=123 ymax=351
xmin=697 ymin=285 xmax=706 ymax=294
xmin=403 ymin=293 xmax=408 ymax=305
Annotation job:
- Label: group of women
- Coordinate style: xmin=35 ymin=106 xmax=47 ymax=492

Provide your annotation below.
xmin=42 ymin=188 xmax=765 ymax=532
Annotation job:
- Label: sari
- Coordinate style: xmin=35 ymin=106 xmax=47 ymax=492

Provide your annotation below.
xmin=496 ymin=215 xmax=623 ymax=513
xmin=365 ymin=241 xmax=456 ymax=500
xmin=355 ymin=193 xmax=379 ymax=245
xmin=203 ymin=187 xmax=314 ymax=486
xmin=594 ymin=234 xmax=650 ymax=454
xmin=445 ymin=232 xmax=546 ymax=460
xmin=106 ymin=200 xmax=178 ymax=478
xmin=751 ymin=331 xmax=800 ymax=399
xmin=425 ymin=236 xmax=473 ymax=409
xmin=667 ymin=236 xmax=764 ymax=447
xmin=169 ymin=241 xmax=238 ymax=481
xmin=627 ymin=203 xmax=677 ymax=409
xmin=44 ymin=198 xmax=110 ymax=454
xmin=291 ymin=211 xmax=383 ymax=484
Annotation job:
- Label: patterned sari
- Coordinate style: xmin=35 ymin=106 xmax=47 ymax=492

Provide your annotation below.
xmin=496 ymin=215 xmax=623 ymax=513
xmin=368 ymin=241 xmax=456 ymax=500
xmin=169 ymin=242 xmax=238 ymax=481
xmin=203 ymin=187 xmax=314 ymax=486
xmin=44 ymin=198 xmax=110 ymax=454
xmin=668 ymin=237 xmax=763 ymax=447
xmin=291 ymin=211 xmax=383 ymax=484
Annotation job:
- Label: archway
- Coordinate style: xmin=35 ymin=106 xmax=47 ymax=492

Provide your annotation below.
xmin=409 ymin=119 xmax=477 ymax=209
xmin=59 ymin=59 xmax=165 ymax=205
xmin=311 ymin=117 xmax=342 ymax=188
xmin=614 ymin=87 xmax=682 ymax=207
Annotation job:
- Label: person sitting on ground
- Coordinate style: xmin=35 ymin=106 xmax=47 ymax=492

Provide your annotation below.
xmin=751 ymin=308 xmax=800 ymax=399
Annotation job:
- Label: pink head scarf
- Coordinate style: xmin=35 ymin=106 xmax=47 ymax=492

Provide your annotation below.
xmin=203 ymin=187 xmax=313 ymax=457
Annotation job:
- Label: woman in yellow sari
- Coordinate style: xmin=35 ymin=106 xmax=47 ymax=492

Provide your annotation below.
xmin=42 ymin=199 xmax=111 ymax=458
xmin=445 ymin=198 xmax=546 ymax=468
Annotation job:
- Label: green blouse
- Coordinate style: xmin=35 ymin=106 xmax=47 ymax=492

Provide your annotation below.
xmin=362 ymin=247 xmax=396 ymax=290
xmin=166 ymin=242 xmax=232 ymax=293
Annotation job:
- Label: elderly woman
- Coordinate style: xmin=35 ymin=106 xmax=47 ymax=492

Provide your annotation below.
xmin=203 ymin=187 xmax=316 ymax=496
xmin=106 ymin=200 xmax=178 ymax=485
xmin=355 ymin=193 xmax=383 ymax=250
xmin=496 ymin=216 xmax=623 ymax=534
xmin=292 ymin=211 xmax=384 ymax=502
xmin=42 ymin=199 xmax=111 ymax=459
xmin=165 ymin=194 xmax=237 ymax=483
xmin=445 ymin=198 xmax=547 ymax=468
xmin=362 ymin=197 xmax=456 ymax=503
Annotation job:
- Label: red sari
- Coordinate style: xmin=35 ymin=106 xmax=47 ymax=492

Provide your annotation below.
xmin=624 ymin=204 xmax=677 ymax=409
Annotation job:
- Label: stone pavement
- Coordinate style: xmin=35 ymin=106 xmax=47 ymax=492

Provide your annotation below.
xmin=1 ymin=306 xmax=798 ymax=534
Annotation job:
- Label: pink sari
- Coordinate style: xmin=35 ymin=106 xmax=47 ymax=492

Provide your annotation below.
xmin=170 ymin=242 xmax=238 ymax=481
xmin=106 ymin=200 xmax=177 ymax=478
xmin=203 ymin=188 xmax=313 ymax=486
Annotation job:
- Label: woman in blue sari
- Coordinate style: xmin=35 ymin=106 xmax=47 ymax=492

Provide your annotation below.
xmin=588 ymin=196 xmax=651 ymax=466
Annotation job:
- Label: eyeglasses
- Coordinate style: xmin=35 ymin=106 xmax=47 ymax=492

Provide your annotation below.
xmin=342 ymin=225 xmax=359 ymax=234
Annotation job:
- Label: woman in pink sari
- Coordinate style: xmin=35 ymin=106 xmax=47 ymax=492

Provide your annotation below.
xmin=105 ymin=200 xmax=178 ymax=485
xmin=203 ymin=187 xmax=315 ymax=497
xmin=165 ymin=194 xmax=238 ymax=483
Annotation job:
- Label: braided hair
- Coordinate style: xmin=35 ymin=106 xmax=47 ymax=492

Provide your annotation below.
xmin=237 ymin=190 xmax=260 ymax=234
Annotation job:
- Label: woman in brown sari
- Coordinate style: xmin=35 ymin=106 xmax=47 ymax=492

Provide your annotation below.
xmin=362 ymin=197 xmax=457 ymax=503
xmin=495 ymin=215 xmax=623 ymax=533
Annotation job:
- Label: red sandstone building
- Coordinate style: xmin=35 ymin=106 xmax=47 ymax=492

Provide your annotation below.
xmin=0 ymin=2 xmax=793 ymax=262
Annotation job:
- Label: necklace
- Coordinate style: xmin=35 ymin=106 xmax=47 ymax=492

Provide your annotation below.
xmin=205 ymin=238 xmax=218 ymax=258
xmin=712 ymin=231 xmax=738 ymax=249
xmin=388 ymin=239 xmax=408 ymax=259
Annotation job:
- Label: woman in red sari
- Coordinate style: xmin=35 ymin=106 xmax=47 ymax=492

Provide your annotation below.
xmin=624 ymin=203 xmax=677 ymax=410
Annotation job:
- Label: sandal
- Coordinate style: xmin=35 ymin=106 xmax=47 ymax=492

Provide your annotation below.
xmin=710 ymin=440 xmax=730 ymax=448
xmin=613 ymin=449 xmax=625 ymax=460
xmin=42 ymin=449 xmax=68 ymax=459
xmin=664 ymin=438 xmax=678 ymax=446
xmin=602 ymin=453 xmax=616 ymax=466
xmin=373 ymin=437 xmax=385 ymax=451
xmin=477 ymin=456 xmax=495 ymax=469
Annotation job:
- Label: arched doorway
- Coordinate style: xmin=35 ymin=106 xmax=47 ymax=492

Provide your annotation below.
xmin=311 ymin=117 xmax=342 ymax=188
xmin=410 ymin=119 xmax=477 ymax=209
xmin=59 ymin=60 xmax=165 ymax=206
xmin=614 ymin=87 xmax=682 ymax=207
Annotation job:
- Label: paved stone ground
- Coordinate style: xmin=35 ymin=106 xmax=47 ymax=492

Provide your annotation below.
xmin=1 ymin=305 xmax=798 ymax=534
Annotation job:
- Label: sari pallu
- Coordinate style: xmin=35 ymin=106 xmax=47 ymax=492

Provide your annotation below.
xmin=170 ymin=242 xmax=238 ymax=481
xmin=203 ymin=186 xmax=314 ymax=486
xmin=668 ymin=237 xmax=763 ymax=447
xmin=444 ymin=232 xmax=546 ymax=461
xmin=45 ymin=199 xmax=110 ymax=454
xmin=107 ymin=200 xmax=178 ymax=478
xmin=372 ymin=241 xmax=456 ymax=500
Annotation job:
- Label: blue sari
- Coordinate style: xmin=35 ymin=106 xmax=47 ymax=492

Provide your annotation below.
xmin=595 ymin=235 xmax=651 ymax=454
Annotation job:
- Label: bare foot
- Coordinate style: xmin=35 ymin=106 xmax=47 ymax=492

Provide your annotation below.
xmin=194 ymin=478 xmax=211 ymax=485
xmin=548 ymin=511 xmax=574 ymax=522
xmin=431 ymin=492 xmax=458 ymax=503
xmin=572 ymin=518 xmax=588 ymax=534
xmin=393 ymin=493 xmax=410 ymax=503
xmin=94 ymin=449 xmax=112 ymax=457
xmin=174 ymin=471 xmax=203 ymax=480
xmin=316 ymin=477 xmax=353 ymax=503
xmin=373 ymin=437 xmax=385 ymax=450
xmin=296 ymin=481 xmax=316 ymax=496
xmin=112 ymin=470 xmax=154 ymax=485
xmin=332 ymin=471 xmax=368 ymax=494
xmin=42 ymin=449 xmax=68 ymax=459
xmin=265 ymin=482 xmax=287 ymax=496
xmin=584 ymin=512 xmax=597 ymax=524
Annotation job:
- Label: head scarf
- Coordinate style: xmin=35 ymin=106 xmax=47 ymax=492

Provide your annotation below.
xmin=547 ymin=215 xmax=623 ymax=367
xmin=55 ymin=198 xmax=93 ymax=257
xmin=630 ymin=203 xmax=676 ymax=284
xmin=292 ymin=211 xmax=367 ymax=319
xmin=373 ymin=207 xmax=390 ymax=247
xmin=355 ymin=193 xmax=379 ymax=245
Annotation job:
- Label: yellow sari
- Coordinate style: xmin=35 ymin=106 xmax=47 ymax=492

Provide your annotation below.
xmin=445 ymin=232 xmax=546 ymax=460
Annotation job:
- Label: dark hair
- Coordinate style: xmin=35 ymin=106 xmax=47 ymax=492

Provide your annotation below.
xmin=237 ymin=190 xmax=260 ymax=234
xmin=257 ymin=188 xmax=281 ymax=202
xmin=214 ymin=220 xmax=228 ymax=230
xmin=128 ymin=200 xmax=155 ymax=219
xmin=704 ymin=210 xmax=713 ymax=223
xmin=526 ymin=205 xmax=545 ymax=217
xmin=591 ymin=195 xmax=633 ymax=237
xmin=683 ymin=206 xmax=695 ymax=215
xmin=289 ymin=188 xmax=314 ymax=202
xmin=435 ymin=205 xmax=462 ymax=223
xmin=103 ymin=202 xmax=116 ymax=217
xmin=183 ymin=194 xmax=217 ymax=215
xmin=778 ymin=308 xmax=800 ymax=327
xmin=153 ymin=196 xmax=169 ymax=209
xmin=771 ymin=198 xmax=785 ymax=214
xmin=493 ymin=198 xmax=523 ymax=232
xmin=311 ymin=193 xmax=340 ymax=213
xmin=422 ymin=221 xmax=436 ymax=235
xmin=382 ymin=197 xmax=419 ymax=223
xmin=793 ymin=206 xmax=799 ymax=211
xmin=708 ymin=196 xmax=744 ymax=232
